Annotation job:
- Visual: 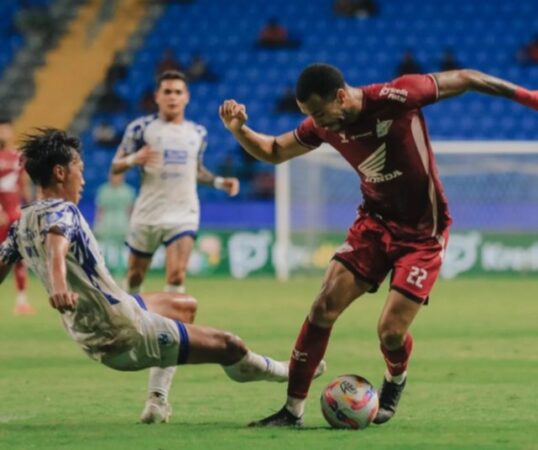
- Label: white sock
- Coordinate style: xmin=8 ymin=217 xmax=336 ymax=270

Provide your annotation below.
xmin=16 ymin=292 xmax=28 ymax=306
xmin=164 ymin=284 xmax=185 ymax=294
xmin=147 ymin=366 xmax=177 ymax=400
xmin=222 ymin=351 xmax=288 ymax=383
xmin=385 ymin=369 xmax=407 ymax=385
xmin=286 ymin=396 xmax=305 ymax=418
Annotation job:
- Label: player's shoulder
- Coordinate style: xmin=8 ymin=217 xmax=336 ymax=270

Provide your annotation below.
xmin=126 ymin=114 xmax=159 ymax=132
xmin=184 ymin=119 xmax=207 ymax=138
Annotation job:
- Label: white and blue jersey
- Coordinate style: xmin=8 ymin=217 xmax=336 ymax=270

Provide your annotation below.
xmin=0 ymin=199 xmax=188 ymax=370
xmin=120 ymin=114 xmax=207 ymax=228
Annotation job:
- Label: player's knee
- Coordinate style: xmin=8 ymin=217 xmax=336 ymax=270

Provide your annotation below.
xmin=310 ymin=289 xmax=341 ymax=325
xmin=172 ymin=295 xmax=198 ymax=323
xmin=221 ymin=331 xmax=247 ymax=365
xmin=127 ymin=269 xmax=145 ymax=288
xmin=378 ymin=325 xmax=406 ymax=350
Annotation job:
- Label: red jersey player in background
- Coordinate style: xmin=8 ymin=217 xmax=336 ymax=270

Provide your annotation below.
xmin=219 ymin=64 xmax=538 ymax=427
xmin=0 ymin=118 xmax=35 ymax=315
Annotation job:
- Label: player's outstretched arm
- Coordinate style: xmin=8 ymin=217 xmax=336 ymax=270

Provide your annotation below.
xmin=219 ymin=99 xmax=313 ymax=164
xmin=45 ymin=230 xmax=78 ymax=313
xmin=434 ymin=69 xmax=538 ymax=109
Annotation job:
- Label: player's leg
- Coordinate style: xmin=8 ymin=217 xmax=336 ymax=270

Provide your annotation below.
xmin=373 ymin=289 xmax=422 ymax=424
xmin=13 ymin=260 xmax=35 ymax=315
xmin=182 ymin=323 xmax=326 ymax=383
xmin=374 ymin=233 xmax=447 ymax=424
xmin=138 ymin=291 xmax=198 ymax=424
xmin=250 ymin=259 xmax=372 ymax=427
xmin=142 ymin=291 xmax=198 ymax=324
xmin=163 ymin=232 xmax=196 ymax=293
xmin=0 ymin=222 xmax=33 ymax=315
xmin=127 ymin=253 xmax=152 ymax=293
xmin=125 ymin=224 xmax=159 ymax=293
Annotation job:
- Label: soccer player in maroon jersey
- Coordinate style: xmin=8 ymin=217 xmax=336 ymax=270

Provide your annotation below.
xmin=219 ymin=64 xmax=538 ymax=426
xmin=0 ymin=119 xmax=35 ymax=315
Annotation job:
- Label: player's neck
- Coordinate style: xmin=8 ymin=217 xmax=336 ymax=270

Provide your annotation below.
xmin=160 ymin=112 xmax=185 ymax=124
xmin=348 ymin=87 xmax=364 ymax=114
xmin=41 ymin=186 xmax=70 ymax=203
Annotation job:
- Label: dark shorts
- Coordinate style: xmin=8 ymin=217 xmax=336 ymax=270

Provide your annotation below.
xmin=333 ymin=215 xmax=449 ymax=304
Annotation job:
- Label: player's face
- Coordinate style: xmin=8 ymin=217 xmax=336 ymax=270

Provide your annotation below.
xmin=155 ymin=79 xmax=189 ymax=119
xmin=63 ymin=152 xmax=85 ymax=205
xmin=298 ymin=89 xmax=353 ymax=132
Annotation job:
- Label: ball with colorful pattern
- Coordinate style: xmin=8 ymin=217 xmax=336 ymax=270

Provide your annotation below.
xmin=320 ymin=374 xmax=379 ymax=429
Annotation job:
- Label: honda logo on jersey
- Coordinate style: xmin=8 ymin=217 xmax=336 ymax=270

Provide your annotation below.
xmin=357 ymin=143 xmax=403 ymax=183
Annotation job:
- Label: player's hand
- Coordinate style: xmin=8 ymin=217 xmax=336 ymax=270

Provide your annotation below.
xmin=222 ymin=177 xmax=240 ymax=197
xmin=219 ymin=100 xmax=248 ymax=132
xmin=49 ymin=290 xmax=79 ymax=313
xmin=132 ymin=146 xmax=161 ymax=168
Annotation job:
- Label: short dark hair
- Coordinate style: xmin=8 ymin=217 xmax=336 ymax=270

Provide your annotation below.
xmin=0 ymin=117 xmax=12 ymax=125
xmin=295 ymin=63 xmax=345 ymax=102
xmin=156 ymin=70 xmax=188 ymax=89
xmin=20 ymin=128 xmax=82 ymax=187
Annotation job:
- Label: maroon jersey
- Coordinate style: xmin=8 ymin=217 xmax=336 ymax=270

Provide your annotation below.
xmin=0 ymin=148 xmax=23 ymax=220
xmin=294 ymin=74 xmax=451 ymax=239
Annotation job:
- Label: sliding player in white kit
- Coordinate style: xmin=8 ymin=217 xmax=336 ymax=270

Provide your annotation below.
xmin=0 ymin=129 xmax=325 ymax=423
xmin=111 ymin=70 xmax=240 ymax=422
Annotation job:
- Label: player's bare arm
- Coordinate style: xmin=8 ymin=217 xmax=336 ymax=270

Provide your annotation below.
xmin=45 ymin=229 xmax=79 ymax=313
xmin=434 ymin=70 xmax=538 ymax=109
xmin=219 ymin=99 xmax=313 ymax=164
xmin=196 ymin=162 xmax=239 ymax=197
xmin=111 ymin=145 xmax=160 ymax=174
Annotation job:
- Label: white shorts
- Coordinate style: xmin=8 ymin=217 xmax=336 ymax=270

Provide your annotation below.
xmin=68 ymin=295 xmax=190 ymax=371
xmin=126 ymin=223 xmax=198 ymax=257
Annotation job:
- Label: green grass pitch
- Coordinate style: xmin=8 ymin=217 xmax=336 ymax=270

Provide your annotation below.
xmin=1 ymin=275 xmax=537 ymax=450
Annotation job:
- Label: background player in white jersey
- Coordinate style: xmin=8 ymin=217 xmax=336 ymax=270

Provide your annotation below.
xmin=0 ymin=129 xmax=325 ymax=423
xmin=111 ymin=70 xmax=240 ymax=296
xmin=111 ymin=71 xmax=239 ymax=421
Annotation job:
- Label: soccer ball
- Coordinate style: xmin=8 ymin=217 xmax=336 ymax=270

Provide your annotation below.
xmin=320 ymin=374 xmax=379 ymax=429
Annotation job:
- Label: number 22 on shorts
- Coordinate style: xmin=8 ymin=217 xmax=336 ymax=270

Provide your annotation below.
xmin=406 ymin=266 xmax=428 ymax=288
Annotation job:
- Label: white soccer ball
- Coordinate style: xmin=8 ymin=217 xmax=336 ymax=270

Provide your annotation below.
xmin=320 ymin=374 xmax=379 ymax=429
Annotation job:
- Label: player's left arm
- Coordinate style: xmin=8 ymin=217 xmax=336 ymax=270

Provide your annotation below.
xmin=433 ymin=69 xmax=538 ymax=109
xmin=45 ymin=229 xmax=78 ymax=312
xmin=196 ymin=157 xmax=240 ymax=197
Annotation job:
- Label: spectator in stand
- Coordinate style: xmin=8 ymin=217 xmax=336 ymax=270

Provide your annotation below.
xmin=139 ymin=88 xmax=158 ymax=114
xmin=186 ymin=52 xmax=219 ymax=82
xmin=333 ymin=0 xmax=378 ymax=18
xmin=105 ymin=52 xmax=129 ymax=88
xmin=439 ymin=48 xmax=461 ymax=71
xmin=157 ymin=49 xmax=183 ymax=74
xmin=257 ymin=18 xmax=299 ymax=49
xmin=275 ymin=86 xmax=301 ymax=114
xmin=92 ymin=122 xmax=122 ymax=148
xmin=395 ymin=50 xmax=423 ymax=76
xmin=517 ymin=35 xmax=538 ymax=65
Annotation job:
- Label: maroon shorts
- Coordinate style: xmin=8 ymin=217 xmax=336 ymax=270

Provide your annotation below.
xmin=333 ymin=216 xmax=449 ymax=304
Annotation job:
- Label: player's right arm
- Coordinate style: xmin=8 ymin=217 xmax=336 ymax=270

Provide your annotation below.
xmin=111 ymin=145 xmax=159 ymax=174
xmin=45 ymin=229 xmax=78 ymax=313
xmin=0 ymin=222 xmax=20 ymax=284
xmin=219 ymin=99 xmax=314 ymax=164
